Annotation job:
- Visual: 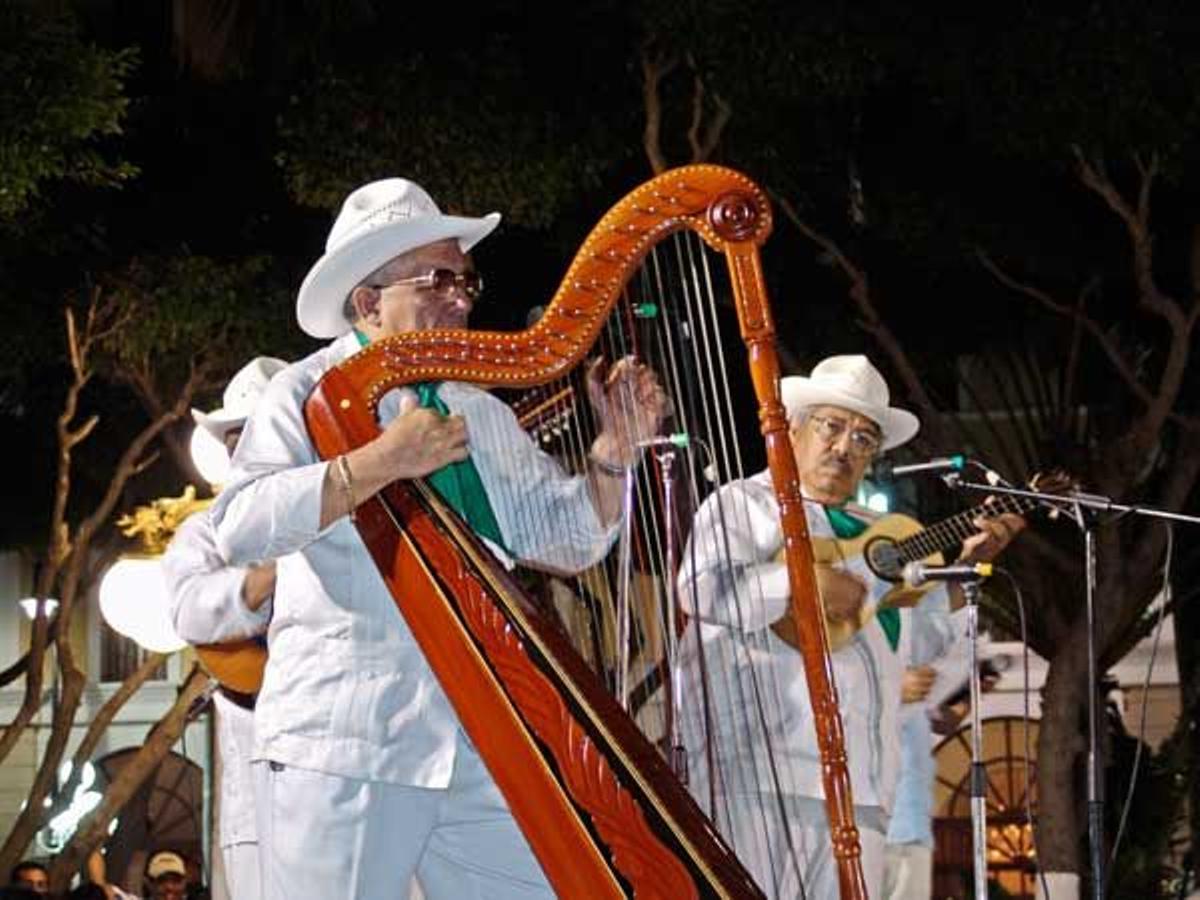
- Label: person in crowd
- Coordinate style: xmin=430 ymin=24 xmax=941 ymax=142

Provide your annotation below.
xmin=8 ymin=862 xmax=48 ymax=895
xmin=163 ymin=356 xmax=287 ymax=900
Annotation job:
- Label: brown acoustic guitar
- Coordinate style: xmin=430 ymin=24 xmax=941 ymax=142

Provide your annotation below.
xmin=773 ymin=470 xmax=1072 ymax=650
xmin=194 ymin=637 xmax=267 ymax=695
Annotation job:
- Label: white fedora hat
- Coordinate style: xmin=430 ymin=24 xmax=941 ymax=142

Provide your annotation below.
xmin=781 ymin=354 xmax=919 ymax=451
xmin=191 ymin=356 xmax=289 ymax=443
xmin=296 ymin=178 xmax=501 ymax=339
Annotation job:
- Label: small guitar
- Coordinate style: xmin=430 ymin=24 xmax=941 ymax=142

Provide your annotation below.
xmin=194 ymin=638 xmax=267 ymax=695
xmin=774 ymin=470 xmax=1072 ymax=650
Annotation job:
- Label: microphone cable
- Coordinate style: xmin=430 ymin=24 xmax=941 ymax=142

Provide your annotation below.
xmin=994 ymin=565 xmax=1051 ymax=900
xmin=1105 ymin=521 xmax=1175 ymax=895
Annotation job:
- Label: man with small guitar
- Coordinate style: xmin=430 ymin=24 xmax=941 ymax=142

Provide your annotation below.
xmin=162 ymin=356 xmax=287 ymax=900
xmin=676 ymin=354 xmax=1024 ymax=897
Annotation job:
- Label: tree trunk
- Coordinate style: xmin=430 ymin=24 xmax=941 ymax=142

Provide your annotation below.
xmin=1037 ymin=639 xmax=1089 ymax=888
xmin=1175 ymin=569 xmax=1200 ymax=883
xmin=48 ymin=665 xmax=211 ymax=891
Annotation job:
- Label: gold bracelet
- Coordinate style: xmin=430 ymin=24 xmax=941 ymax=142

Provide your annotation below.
xmin=335 ymin=454 xmax=356 ymax=522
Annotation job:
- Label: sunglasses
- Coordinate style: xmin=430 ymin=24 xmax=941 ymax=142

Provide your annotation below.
xmin=806 ymin=413 xmax=883 ymax=458
xmin=371 ymin=268 xmax=484 ymax=300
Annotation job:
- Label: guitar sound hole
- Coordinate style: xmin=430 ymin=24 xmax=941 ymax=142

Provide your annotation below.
xmin=864 ymin=537 xmax=903 ymax=582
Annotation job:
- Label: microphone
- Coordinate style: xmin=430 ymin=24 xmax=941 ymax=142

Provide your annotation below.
xmin=874 ymin=454 xmax=966 ymax=480
xmin=901 ymin=561 xmax=993 ymax=587
xmin=637 ymin=433 xmax=690 ymax=449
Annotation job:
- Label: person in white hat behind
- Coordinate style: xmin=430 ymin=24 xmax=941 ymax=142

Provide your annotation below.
xmin=674 ymin=354 xmax=1024 ymax=897
xmin=161 ymin=355 xmax=287 ymax=900
xmin=207 ymin=178 xmax=668 ymax=899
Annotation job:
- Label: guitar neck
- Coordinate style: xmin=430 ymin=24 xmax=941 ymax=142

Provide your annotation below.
xmin=895 ymin=490 xmax=1034 ymax=563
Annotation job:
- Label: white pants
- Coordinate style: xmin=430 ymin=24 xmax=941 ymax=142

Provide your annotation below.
xmin=253 ymin=734 xmax=552 ymax=900
xmin=882 ymin=843 xmax=931 ymax=900
xmin=717 ymin=794 xmax=887 ymax=899
xmin=222 ymin=842 xmax=261 ymax=900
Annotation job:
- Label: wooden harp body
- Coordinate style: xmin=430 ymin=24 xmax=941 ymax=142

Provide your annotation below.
xmin=304 ymin=165 xmax=866 ymax=898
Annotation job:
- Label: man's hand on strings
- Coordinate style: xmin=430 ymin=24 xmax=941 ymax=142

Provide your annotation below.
xmin=586 ymin=355 xmax=671 ymax=467
xmin=900 ymin=664 xmax=938 ymax=704
xmin=944 ymin=505 xmax=1025 ymax=610
xmin=241 ymin=561 xmax=277 ymax=612
xmin=375 ymin=392 xmax=470 ymax=479
xmin=323 ymin=391 xmax=472 ymax=529
xmin=814 ymin=565 xmax=867 ymax=625
xmin=958 ymin=508 xmax=1026 ymax=564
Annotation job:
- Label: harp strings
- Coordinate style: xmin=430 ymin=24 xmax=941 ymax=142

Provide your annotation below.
xmin=453 ymin=230 xmax=809 ymax=894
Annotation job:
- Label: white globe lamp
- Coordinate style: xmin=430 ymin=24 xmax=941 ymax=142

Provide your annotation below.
xmin=98 ymin=555 xmax=187 ymax=654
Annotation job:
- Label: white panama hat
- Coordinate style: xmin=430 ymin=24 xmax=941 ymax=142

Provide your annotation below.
xmin=296 ymin=178 xmax=501 ymax=339
xmin=781 ymin=354 xmax=920 ymax=451
xmin=191 ymin=356 xmax=289 ymax=443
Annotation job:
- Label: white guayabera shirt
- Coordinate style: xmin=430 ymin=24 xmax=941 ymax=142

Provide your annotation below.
xmin=675 ymin=470 xmax=950 ymax=813
xmin=210 ymin=331 xmax=616 ymax=787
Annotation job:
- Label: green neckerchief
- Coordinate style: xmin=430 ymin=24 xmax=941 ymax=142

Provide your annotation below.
xmin=413 ymin=382 xmax=507 ymax=550
xmin=824 ymin=505 xmax=900 ymax=652
xmin=353 ymin=330 xmax=507 ymax=550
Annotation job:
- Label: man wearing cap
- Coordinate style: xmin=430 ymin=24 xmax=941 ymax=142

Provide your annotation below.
xmin=163 ymin=356 xmax=288 ymax=900
xmin=209 ymin=178 xmax=667 ymax=899
xmin=143 ymin=852 xmax=187 ymax=900
xmin=675 ymin=354 xmax=1024 ymax=896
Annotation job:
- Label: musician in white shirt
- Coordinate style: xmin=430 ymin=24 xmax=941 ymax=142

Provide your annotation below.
xmin=676 ymin=354 xmax=1024 ymax=897
xmin=209 ymin=178 xmax=667 ymax=900
xmin=162 ymin=356 xmax=286 ymax=900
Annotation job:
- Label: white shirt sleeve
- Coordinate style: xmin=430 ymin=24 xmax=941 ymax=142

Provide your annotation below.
xmin=676 ymin=478 xmax=792 ymax=633
xmin=162 ymin=511 xmax=271 ymax=644
xmin=210 ymin=365 xmax=330 ymax=566
xmin=437 ymin=384 xmax=618 ymax=574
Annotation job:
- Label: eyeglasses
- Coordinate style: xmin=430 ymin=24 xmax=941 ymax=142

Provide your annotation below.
xmin=371 ymin=268 xmax=484 ymax=300
xmin=807 ymin=414 xmax=882 ymax=458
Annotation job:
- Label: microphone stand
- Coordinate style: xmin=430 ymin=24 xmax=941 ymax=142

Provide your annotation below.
xmin=942 ymin=475 xmax=1200 ymax=900
xmin=960 ymin=575 xmax=990 ymax=900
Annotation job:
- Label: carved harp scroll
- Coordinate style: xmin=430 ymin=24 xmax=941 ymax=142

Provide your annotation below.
xmin=304 ymin=165 xmax=866 ymax=899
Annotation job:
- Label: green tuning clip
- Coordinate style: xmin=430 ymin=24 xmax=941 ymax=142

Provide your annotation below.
xmin=633 ymin=302 xmax=659 ymax=318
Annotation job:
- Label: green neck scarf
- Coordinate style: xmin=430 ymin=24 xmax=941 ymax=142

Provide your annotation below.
xmin=412 ymin=382 xmax=506 ymax=549
xmin=824 ymin=505 xmax=900 ymax=652
xmin=353 ymin=330 xmax=506 ymax=549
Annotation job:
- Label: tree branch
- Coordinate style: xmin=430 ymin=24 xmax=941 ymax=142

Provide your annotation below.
xmin=774 ymin=192 xmax=950 ymax=440
xmin=640 ymin=44 xmax=678 ymax=175
xmin=48 ymin=667 xmax=213 ymax=891
xmin=52 ymin=653 xmax=167 ymax=814
xmin=977 ymin=250 xmax=1199 ymax=433
xmin=1074 ymin=147 xmax=1182 ymax=329
xmin=685 ymin=57 xmax=731 ymax=163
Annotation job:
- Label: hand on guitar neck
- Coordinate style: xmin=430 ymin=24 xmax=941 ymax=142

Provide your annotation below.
xmin=948 ymin=509 xmax=1025 ymax=609
xmin=771 ymin=471 xmax=1067 ymax=653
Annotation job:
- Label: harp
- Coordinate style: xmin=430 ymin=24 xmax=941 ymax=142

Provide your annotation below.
xmin=304 ymin=165 xmax=867 ymax=898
